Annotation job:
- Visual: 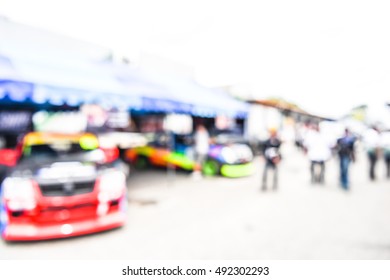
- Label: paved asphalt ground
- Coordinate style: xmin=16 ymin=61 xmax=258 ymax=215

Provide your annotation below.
xmin=1 ymin=143 xmax=390 ymax=259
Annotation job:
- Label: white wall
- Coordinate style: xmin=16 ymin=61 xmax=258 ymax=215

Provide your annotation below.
xmin=245 ymin=104 xmax=283 ymax=141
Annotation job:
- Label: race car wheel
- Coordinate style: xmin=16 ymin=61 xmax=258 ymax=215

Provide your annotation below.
xmin=202 ymin=159 xmax=220 ymax=176
xmin=134 ymin=156 xmax=149 ymax=169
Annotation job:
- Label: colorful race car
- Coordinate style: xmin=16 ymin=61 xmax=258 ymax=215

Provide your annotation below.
xmin=125 ymin=133 xmax=254 ymax=178
xmin=0 ymin=132 xmax=127 ymax=241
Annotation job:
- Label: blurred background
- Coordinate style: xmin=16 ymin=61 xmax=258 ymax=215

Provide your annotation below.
xmin=0 ymin=0 xmax=390 ymax=259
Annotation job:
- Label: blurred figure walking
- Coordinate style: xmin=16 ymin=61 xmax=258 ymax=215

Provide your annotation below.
xmin=295 ymin=122 xmax=309 ymax=152
xmin=261 ymin=128 xmax=282 ymax=191
xmin=380 ymin=129 xmax=390 ymax=179
xmin=303 ymin=124 xmax=332 ymax=184
xmin=363 ymin=126 xmax=381 ymax=181
xmin=192 ymin=124 xmax=210 ymax=179
xmin=336 ymin=128 xmax=356 ymax=190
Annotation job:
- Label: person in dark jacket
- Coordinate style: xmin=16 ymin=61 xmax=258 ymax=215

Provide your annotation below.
xmin=336 ymin=128 xmax=356 ymax=190
xmin=261 ymin=128 xmax=282 ymax=191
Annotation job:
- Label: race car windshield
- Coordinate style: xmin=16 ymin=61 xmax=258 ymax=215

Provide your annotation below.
xmin=23 ymin=143 xmax=94 ymax=160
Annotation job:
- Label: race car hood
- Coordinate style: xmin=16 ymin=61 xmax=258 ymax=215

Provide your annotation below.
xmin=5 ymin=157 xmax=103 ymax=198
xmin=9 ymin=160 xmax=98 ymax=182
xmin=7 ymin=151 xmax=105 ymax=182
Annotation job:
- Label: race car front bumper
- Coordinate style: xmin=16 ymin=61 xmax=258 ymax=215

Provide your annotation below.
xmin=2 ymin=211 xmax=126 ymax=241
xmin=220 ymin=162 xmax=254 ymax=178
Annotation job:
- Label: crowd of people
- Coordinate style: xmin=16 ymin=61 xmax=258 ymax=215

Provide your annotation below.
xmin=260 ymin=123 xmax=390 ymax=191
xmin=183 ymin=121 xmax=389 ymax=191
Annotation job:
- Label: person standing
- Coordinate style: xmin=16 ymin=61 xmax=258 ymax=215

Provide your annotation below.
xmin=380 ymin=129 xmax=390 ymax=179
xmin=193 ymin=124 xmax=210 ymax=178
xmin=261 ymin=128 xmax=282 ymax=191
xmin=336 ymin=128 xmax=356 ymax=190
xmin=303 ymin=124 xmax=332 ymax=184
xmin=363 ymin=126 xmax=381 ymax=181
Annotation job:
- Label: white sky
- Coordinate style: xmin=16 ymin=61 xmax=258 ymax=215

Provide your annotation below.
xmin=1 ymin=0 xmax=390 ymax=118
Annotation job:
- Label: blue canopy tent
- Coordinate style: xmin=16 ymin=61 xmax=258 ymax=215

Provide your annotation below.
xmin=111 ymin=64 xmax=192 ymax=114
xmin=1 ymin=52 xmax=248 ymax=118
xmin=142 ymin=70 xmax=249 ymax=118
xmin=113 ymin=65 xmax=249 ymax=118
xmin=0 ymin=53 xmax=142 ymax=109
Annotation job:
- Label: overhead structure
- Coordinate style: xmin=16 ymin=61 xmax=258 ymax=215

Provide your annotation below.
xmin=0 ymin=53 xmax=141 ymax=109
xmin=114 ymin=65 xmax=249 ymax=118
xmin=249 ymin=98 xmax=335 ymax=122
xmin=0 ymin=52 xmax=248 ymax=118
xmin=1 ymin=17 xmax=248 ymax=117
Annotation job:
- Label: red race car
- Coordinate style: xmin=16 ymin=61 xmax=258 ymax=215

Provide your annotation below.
xmin=0 ymin=132 xmax=127 ymax=241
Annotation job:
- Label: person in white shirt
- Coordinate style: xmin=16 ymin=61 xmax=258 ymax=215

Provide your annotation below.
xmin=193 ymin=124 xmax=210 ymax=177
xmin=303 ymin=124 xmax=333 ymax=184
